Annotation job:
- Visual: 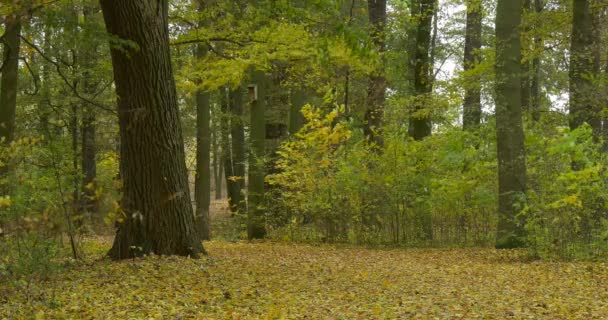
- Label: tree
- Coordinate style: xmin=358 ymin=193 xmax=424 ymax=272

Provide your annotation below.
xmin=409 ymin=0 xmax=436 ymax=140
xmin=365 ymin=0 xmax=387 ymax=147
xmin=530 ymin=0 xmax=543 ymax=122
xmin=229 ymin=86 xmax=246 ymax=213
xmin=248 ymin=70 xmax=267 ymax=239
xmin=462 ymin=0 xmax=483 ymax=130
xmin=100 ymin=0 xmax=204 ymax=259
xmin=495 ymin=0 xmax=527 ymax=249
xmin=194 ymin=1 xmax=212 ymax=241
xmin=0 ymin=1 xmax=21 ymax=149
xmin=569 ymin=0 xmax=601 ymax=137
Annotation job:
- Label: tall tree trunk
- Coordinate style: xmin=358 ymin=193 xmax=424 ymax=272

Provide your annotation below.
xmin=229 ymin=86 xmax=246 ymax=213
xmin=248 ymin=70 xmax=267 ymax=239
xmin=220 ymin=88 xmax=238 ymax=213
xmin=100 ymin=0 xmax=204 ymax=259
xmin=211 ymin=113 xmax=222 ymax=199
xmin=462 ymin=0 xmax=483 ymax=130
xmin=194 ymin=46 xmax=211 ymax=240
xmin=569 ymin=0 xmax=601 ymax=136
xmin=364 ymin=0 xmax=387 ymax=147
xmin=521 ymin=0 xmax=532 ymax=113
xmin=0 ymin=3 xmax=21 ymax=185
xmin=81 ymin=6 xmax=99 ymax=215
xmin=409 ymin=0 xmax=436 ymax=140
xmin=530 ymin=0 xmax=543 ymax=122
xmin=495 ymin=0 xmax=527 ymax=249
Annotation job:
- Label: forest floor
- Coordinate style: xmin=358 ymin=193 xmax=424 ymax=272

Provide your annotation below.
xmin=2 ymin=202 xmax=608 ymax=319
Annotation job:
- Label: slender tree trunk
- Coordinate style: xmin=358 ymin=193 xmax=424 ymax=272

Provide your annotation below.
xmin=220 ymin=88 xmax=238 ymax=213
xmin=229 ymin=86 xmax=246 ymax=213
xmin=530 ymin=0 xmax=543 ymax=122
xmin=211 ymin=114 xmax=222 ymax=199
xmin=248 ymin=70 xmax=267 ymax=239
xmin=100 ymin=0 xmax=204 ymax=259
xmin=462 ymin=0 xmax=483 ymax=130
xmin=0 ymin=4 xmax=21 ymax=186
xmin=569 ymin=0 xmax=601 ymax=136
xmin=194 ymin=46 xmax=211 ymax=240
xmin=495 ymin=0 xmax=527 ymax=249
xmin=81 ymin=7 xmax=99 ymax=215
xmin=364 ymin=0 xmax=387 ymax=147
xmin=289 ymin=90 xmax=306 ymax=135
xmin=409 ymin=0 xmax=436 ymax=140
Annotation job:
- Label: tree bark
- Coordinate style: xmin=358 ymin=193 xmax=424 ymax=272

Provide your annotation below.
xmin=530 ymin=0 xmax=543 ymax=122
xmin=81 ymin=6 xmax=99 ymax=215
xmin=495 ymin=0 xmax=527 ymax=249
xmin=229 ymin=86 xmax=246 ymax=213
xmin=194 ymin=46 xmax=211 ymax=240
xmin=100 ymin=0 xmax=204 ymax=259
xmin=364 ymin=0 xmax=386 ymax=147
xmin=409 ymin=0 xmax=435 ymax=140
xmin=211 ymin=112 xmax=222 ymax=199
xmin=462 ymin=0 xmax=483 ymax=130
xmin=569 ymin=0 xmax=601 ymax=136
xmin=0 ymin=3 xmax=21 ymax=152
xmin=248 ymin=70 xmax=267 ymax=239
xmin=521 ymin=0 xmax=532 ymax=113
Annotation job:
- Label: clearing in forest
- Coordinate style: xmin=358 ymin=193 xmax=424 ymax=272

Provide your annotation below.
xmin=2 ymin=239 xmax=608 ymax=319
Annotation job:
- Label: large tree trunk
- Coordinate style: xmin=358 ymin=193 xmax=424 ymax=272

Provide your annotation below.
xmin=364 ymin=0 xmax=386 ymax=147
xmin=100 ymin=0 xmax=204 ymax=259
xmin=462 ymin=0 xmax=483 ymax=130
xmin=495 ymin=0 xmax=527 ymax=249
xmin=569 ymin=0 xmax=601 ymax=136
xmin=409 ymin=0 xmax=435 ymax=140
xmin=248 ymin=70 xmax=267 ymax=239
xmin=0 ymin=3 xmax=21 ymax=157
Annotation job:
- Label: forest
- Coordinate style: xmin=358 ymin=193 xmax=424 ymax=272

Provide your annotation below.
xmin=1 ymin=0 xmax=608 ymax=318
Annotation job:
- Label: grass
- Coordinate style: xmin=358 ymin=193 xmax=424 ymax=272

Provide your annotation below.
xmin=2 ymin=237 xmax=608 ymax=319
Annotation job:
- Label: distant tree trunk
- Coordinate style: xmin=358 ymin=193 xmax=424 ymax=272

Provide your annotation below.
xmin=220 ymin=88 xmax=237 ymax=212
xmin=569 ymin=0 xmax=601 ymax=137
xmin=409 ymin=0 xmax=436 ymax=140
xmin=364 ymin=0 xmax=387 ymax=147
xmin=211 ymin=114 xmax=222 ymax=199
xmin=289 ymin=90 xmax=307 ymax=135
xmin=229 ymin=86 xmax=246 ymax=213
xmin=495 ymin=0 xmax=527 ymax=249
xmin=194 ymin=46 xmax=211 ymax=240
xmin=100 ymin=0 xmax=204 ymax=259
xmin=521 ymin=0 xmax=532 ymax=113
xmin=530 ymin=0 xmax=543 ymax=122
xmin=248 ymin=70 xmax=267 ymax=239
xmin=0 ymin=4 xmax=21 ymax=185
xmin=81 ymin=7 xmax=99 ymax=215
xmin=462 ymin=0 xmax=483 ymax=130
xmin=71 ymin=102 xmax=81 ymax=223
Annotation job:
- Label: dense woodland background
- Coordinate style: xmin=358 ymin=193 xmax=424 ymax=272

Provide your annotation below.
xmin=1 ymin=0 xmax=608 ymax=289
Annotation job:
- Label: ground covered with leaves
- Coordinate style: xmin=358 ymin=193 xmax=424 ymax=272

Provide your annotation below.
xmin=2 ymin=239 xmax=608 ymax=319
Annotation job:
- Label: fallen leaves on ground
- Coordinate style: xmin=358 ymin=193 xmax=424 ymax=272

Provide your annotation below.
xmin=2 ymin=239 xmax=608 ymax=319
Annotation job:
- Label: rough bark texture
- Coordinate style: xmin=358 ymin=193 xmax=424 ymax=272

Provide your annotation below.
xmin=100 ymin=0 xmax=204 ymax=259
xmin=462 ymin=0 xmax=483 ymax=130
xmin=495 ymin=0 xmax=527 ymax=249
xmin=364 ymin=0 xmax=386 ymax=147
xmin=194 ymin=66 xmax=211 ymax=240
xmin=530 ymin=0 xmax=543 ymax=122
xmin=248 ymin=70 xmax=267 ymax=239
xmin=569 ymin=0 xmax=601 ymax=135
xmin=0 ymin=6 xmax=21 ymax=148
xmin=409 ymin=0 xmax=435 ymax=140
